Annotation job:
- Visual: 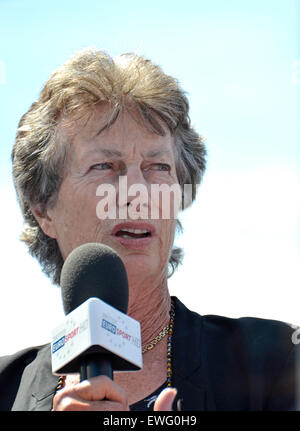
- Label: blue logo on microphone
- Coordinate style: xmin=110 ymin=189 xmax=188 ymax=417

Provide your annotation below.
xmin=101 ymin=319 xmax=116 ymax=335
xmin=52 ymin=336 xmax=65 ymax=354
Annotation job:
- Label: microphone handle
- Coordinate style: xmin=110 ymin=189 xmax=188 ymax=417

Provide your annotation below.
xmin=80 ymin=353 xmax=113 ymax=381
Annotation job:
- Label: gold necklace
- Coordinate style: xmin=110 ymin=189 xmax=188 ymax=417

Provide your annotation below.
xmin=142 ymin=324 xmax=170 ymax=353
xmin=142 ymin=298 xmax=175 ymax=387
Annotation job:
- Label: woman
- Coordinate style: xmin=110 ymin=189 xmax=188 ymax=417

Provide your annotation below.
xmin=0 ymin=49 xmax=298 ymax=411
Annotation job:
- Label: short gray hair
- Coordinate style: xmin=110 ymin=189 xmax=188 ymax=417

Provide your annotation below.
xmin=12 ymin=48 xmax=206 ymax=285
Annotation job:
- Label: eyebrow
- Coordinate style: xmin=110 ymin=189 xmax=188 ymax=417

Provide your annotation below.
xmin=96 ymin=148 xmax=171 ymax=158
xmin=98 ymin=148 xmax=123 ymax=157
xmin=146 ymin=149 xmax=171 ymax=158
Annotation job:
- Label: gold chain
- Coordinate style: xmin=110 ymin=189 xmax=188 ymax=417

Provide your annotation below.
xmin=142 ymin=324 xmax=169 ymax=353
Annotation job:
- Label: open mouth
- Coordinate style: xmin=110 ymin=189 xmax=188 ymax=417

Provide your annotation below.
xmin=112 ymin=224 xmax=155 ymax=249
xmin=115 ymin=228 xmax=152 ymax=239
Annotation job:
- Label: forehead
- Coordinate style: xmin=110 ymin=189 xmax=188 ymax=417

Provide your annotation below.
xmin=59 ymin=103 xmax=175 ymax=157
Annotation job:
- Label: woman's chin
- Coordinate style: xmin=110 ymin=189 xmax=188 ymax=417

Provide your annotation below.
xmin=123 ymin=255 xmax=157 ymax=282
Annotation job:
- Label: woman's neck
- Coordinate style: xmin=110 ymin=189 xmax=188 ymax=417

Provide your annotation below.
xmin=127 ymin=275 xmax=171 ymax=347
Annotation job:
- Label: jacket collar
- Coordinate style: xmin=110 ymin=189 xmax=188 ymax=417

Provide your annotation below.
xmin=171 ymin=296 xmax=215 ymax=410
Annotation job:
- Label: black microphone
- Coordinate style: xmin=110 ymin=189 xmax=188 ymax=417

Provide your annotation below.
xmin=51 ymin=242 xmax=142 ymax=381
xmin=61 ymin=242 xmax=129 ymax=315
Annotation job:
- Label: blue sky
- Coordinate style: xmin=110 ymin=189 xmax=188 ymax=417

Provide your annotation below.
xmin=0 ymin=0 xmax=299 ymax=355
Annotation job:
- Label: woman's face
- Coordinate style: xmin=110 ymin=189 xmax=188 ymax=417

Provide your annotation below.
xmin=38 ymin=104 xmax=180 ymax=285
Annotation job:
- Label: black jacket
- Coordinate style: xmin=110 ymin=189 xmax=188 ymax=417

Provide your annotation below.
xmin=0 ymin=297 xmax=299 ymax=410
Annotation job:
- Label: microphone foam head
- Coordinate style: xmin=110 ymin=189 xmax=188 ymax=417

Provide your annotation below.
xmin=60 ymin=243 xmax=129 ymax=315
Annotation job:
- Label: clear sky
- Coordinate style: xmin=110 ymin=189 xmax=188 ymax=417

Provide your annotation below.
xmin=0 ymin=0 xmax=299 ymax=355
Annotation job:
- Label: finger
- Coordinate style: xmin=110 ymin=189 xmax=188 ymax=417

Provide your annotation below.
xmin=53 ymin=375 xmax=128 ymax=411
xmin=153 ymin=387 xmax=177 ymax=411
xmin=55 ymin=397 xmax=129 ymax=411
xmin=73 ymin=375 xmax=128 ymax=405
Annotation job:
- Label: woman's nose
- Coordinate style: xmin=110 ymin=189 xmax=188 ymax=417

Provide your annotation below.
xmin=117 ymin=165 xmax=150 ymax=217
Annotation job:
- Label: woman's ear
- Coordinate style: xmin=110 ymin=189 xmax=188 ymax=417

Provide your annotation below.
xmin=31 ymin=204 xmax=57 ymax=239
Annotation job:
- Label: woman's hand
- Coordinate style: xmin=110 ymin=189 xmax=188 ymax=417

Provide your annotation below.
xmin=52 ymin=376 xmax=177 ymax=411
xmin=52 ymin=375 xmax=129 ymax=411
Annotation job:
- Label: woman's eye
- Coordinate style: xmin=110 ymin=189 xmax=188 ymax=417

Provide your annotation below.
xmin=91 ymin=162 xmax=113 ymax=170
xmin=152 ymin=163 xmax=171 ymax=172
